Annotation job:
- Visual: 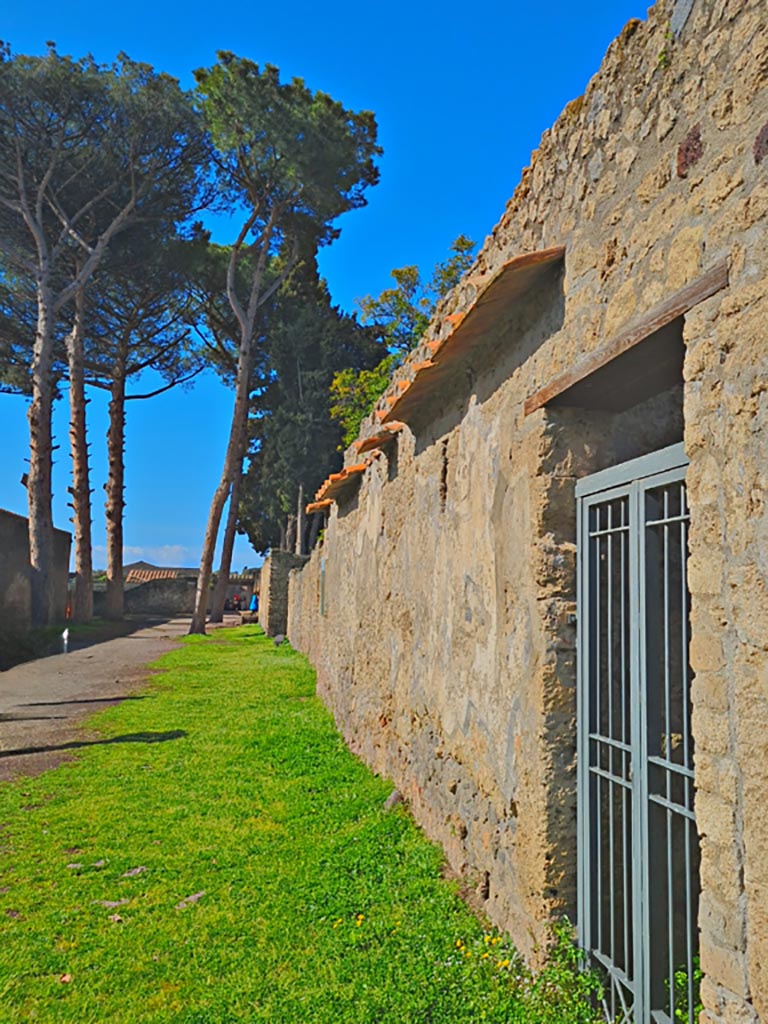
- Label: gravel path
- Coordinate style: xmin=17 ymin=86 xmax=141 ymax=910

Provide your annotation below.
xmin=0 ymin=616 xmax=230 ymax=782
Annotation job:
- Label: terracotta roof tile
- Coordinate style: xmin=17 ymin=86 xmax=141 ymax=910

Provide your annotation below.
xmin=306 ymin=498 xmax=333 ymax=514
xmin=353 ymin=421 xmax=405 ymax=455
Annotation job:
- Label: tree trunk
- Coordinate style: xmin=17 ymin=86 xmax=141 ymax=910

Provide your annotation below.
xmin=27 ymin=288 xmax=57 ymax=626
xmin=66 ymin=288 xmax=93 ymax=623
xmin=295 ymin=484 xmax=305 ymax=556
xmin=285 ymin=514 xmax=297 ymax=554
xmin=190 ymin=345 xmax=253 ymax=634
xmin=308 ymin=511 xmax=322 ymax=551
xmin=105 ymin=352 xmax=127 ymax=620
xmin=209 ymin=468 xmax=242 ymax=622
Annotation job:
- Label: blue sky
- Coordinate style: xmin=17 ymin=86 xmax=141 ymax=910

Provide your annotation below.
xmin=0 ymin=0 xmax=647 ymax=569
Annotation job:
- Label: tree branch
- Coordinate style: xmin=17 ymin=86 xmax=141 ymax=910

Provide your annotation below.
xmin=53 ymin=197 xmax=136 ymax=313
xmin=13 ymin=140 xmax=48 ymax=263
xmin=226 ymin=207 xmax=261 ymax=338
xmin=125 ymin=364 xmax=204 ymax=400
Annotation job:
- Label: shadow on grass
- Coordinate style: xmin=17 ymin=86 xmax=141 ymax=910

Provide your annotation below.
xmin=0 ymin=729 xmax=187 ymax=760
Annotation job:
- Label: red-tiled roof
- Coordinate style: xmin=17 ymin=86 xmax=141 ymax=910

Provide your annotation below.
xmin=125 ymin=568 xmax=180 ymax=583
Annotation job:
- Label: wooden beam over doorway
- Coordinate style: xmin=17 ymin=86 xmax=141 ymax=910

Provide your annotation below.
xmin=524 ymin=258 xmax=729 ymax=416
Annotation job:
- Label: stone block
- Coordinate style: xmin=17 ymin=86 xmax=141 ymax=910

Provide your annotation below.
xmin=602 ymin=277 xmax=637 ymax=336
xmin=690 ymin=631 xmax=727 ymax=674
xmin=667 ymin=224 xmax=704 ymax=290
xmin=700 ymin=837 xmax=745 ymax=917
xmin=700 ymin=974 xmax=724 ymax=1018
xmin=696 ymin=790 xmax=737 ymax=849
xmin=722 ymin=1000 xmax=759 ymax=1024
xmin=700 ymin=941 xmax=749 ymax=1000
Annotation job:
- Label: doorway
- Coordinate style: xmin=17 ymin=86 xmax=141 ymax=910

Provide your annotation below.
xmin=576 ymin=442 xmax=699 ymax=1024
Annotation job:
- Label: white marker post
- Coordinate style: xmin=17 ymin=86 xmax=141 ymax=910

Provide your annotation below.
xmin=62 ymin=628 xmax=70 ymax=654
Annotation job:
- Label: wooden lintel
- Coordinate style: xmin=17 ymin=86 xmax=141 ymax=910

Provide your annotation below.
xmin=524 ymin=259 xmax=729 ymax=416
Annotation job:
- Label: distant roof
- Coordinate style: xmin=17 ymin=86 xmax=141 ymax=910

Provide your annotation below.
xmin=125 ymin=568 xmax=182 ymax=583
xmin=123 ymin=561 xmax=258 ymax=584
xmin=123 ymin=560 xmax=199 ymax=576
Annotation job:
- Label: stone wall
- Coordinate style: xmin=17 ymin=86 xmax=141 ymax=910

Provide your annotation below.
xmin=92 ymin=576 xmax=257 ymax=619
xmin=288 ymin=2 xmax=767 ymax=1021
xmin=259 ymin=550 xmax=308 ymax=637
xmin=93 ymin=578 xmax=198 ymax=618
xmin=0 ymin=509 xmax=33 ymax=630
xmin=0 ymin=509 xmax=71 ymax=629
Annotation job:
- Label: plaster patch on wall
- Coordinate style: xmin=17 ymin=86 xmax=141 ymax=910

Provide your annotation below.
xmin=670 ymin=0 xmax=695 ymax=37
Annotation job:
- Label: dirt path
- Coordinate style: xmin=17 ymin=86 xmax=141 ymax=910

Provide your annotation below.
xmin=0 ymin=615 xmax=239 ymax=782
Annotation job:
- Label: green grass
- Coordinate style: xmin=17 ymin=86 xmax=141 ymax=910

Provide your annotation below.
xmin=0 ymin=626 xmax=600 ymax=1023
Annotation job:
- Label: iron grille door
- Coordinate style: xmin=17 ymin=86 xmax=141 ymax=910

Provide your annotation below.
xmin=576 ymin=443 xmax=699 ymax=1024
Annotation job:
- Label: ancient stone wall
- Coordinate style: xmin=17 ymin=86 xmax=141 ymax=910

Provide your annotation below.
xmin=0 ymin=509 xmax=33 ymax=630
xmin=0 ymin=509 xmax=71 ymax=629
xmin=288 ymin=2 xmax=767 ymax=1020
xmin=260 ymin=550 xmax=308 ymax=637
xmin=92 ymin=578 xmax=197 ymax=618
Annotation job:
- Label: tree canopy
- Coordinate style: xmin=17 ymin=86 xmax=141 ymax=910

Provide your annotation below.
xmin=188 ymin=55 xmax=382 ymax=632
xmin=0 ymin=41 xmax=210 ymax=623
xmin=239 ymin=260 xmax=380 ymax=553
xmin=0 ymin=41 xmax=391 ymax=627
xmin=330 ymin=234 xmax=476 ymax=447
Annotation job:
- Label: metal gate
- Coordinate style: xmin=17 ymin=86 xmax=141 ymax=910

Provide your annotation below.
xmin=576 ymin=443 xmax=700 ymax=1024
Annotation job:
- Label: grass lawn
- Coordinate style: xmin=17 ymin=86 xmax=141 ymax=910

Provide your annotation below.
xmin=0 ymin=626 xmax=599 ymax=1023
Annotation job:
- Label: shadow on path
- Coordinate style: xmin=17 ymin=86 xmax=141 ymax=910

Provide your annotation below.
xmin=67 ymin=617 xmax=176 ymax=654
xmin=0 ymin=714 xmax=68 ymax=722
xmin=19 ymin=695 xmax=152 ymax=707
xmin=0 ymin=729 xmax=187 ymax=760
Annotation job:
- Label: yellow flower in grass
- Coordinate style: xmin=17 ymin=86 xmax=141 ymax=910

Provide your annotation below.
xmin=355 ymin=914 xmax=364 ymax=927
